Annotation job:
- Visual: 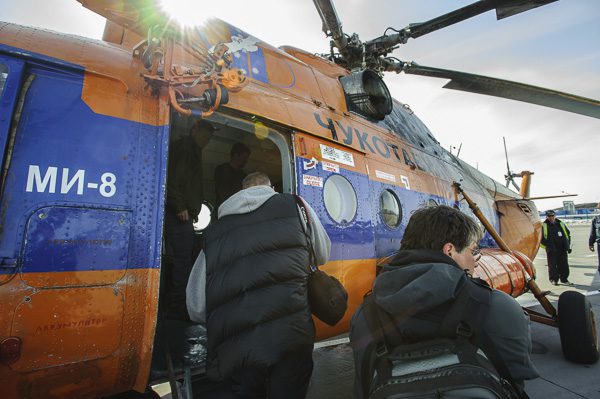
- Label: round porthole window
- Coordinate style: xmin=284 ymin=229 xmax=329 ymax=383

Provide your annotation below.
xmin=427 ymin=198 xmax=438 ymax=207
xmin=380 ymin=189 xmax=402 ymax=228
xmin=324 ymin=174 xmax=357 ymax=224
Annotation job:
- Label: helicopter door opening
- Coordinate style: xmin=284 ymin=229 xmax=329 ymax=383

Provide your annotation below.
xmin=151 ymin=112 xmax=291 ymax=380
xmin=164 ymin=112 xmax=292 ymax=232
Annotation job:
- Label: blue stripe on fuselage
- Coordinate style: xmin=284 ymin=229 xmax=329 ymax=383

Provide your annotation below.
xmin=295 ymin=157 xmax=499 ymax=262
xmin=0 ymin=58 xmax=168 ymax=274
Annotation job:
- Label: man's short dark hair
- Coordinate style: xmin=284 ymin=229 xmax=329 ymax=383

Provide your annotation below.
xmin=231 ymin=142 xmax=250 ymax=158
xmin=400 ymin=205 xmax=482 ymax=252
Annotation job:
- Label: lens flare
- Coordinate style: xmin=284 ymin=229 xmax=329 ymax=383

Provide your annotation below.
xmin=159 ymin=0 xmax=210 ymax=27
xmin=254 ymin=121 xmax=269 ymax=140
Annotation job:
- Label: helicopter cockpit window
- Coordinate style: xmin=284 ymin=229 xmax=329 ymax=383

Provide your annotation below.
xmin=380 ymin=189 xmax=402 ymax=228
xmin=324 ymin=174 xmax=357 ymax=224
xmin=0 ymin=64 xmax=8 ymax=95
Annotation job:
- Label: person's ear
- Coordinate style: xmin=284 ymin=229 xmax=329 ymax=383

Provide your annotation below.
xmin=442 ymin=243 xmax=454 ymax=258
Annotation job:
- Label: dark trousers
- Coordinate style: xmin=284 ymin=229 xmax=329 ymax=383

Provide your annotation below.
xmin=228 ymin=345 xmax=314 ymax=399
xmin=546 ymin=250 xmax=570 ymax=282
xmin=164 ymin=211 xmax=195 ymax=319
xmin=597 ymin=243 xmax=600 ymax=271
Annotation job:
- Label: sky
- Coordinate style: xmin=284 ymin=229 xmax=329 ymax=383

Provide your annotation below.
xmin=1 ymin=0 xmax=599 ymax=211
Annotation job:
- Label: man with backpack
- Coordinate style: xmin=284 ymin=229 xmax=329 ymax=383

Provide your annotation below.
xmin=349 ymin=205 xmax=539 ymax=398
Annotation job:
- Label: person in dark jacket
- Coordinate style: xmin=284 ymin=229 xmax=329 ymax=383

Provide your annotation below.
xmin=541 ymin=209 xmax=572 ymax=285
xmin=214 ymin=142 xmax=251 ymax=209
xmin=589 ymin=202 xmax=600 ymax=271
xmin=349 ymin=205 xmax=538 ymax=398
xmin=164 ymin=119 xmax=216 ymax=319
xmin=186 ymin=171 xmax=331 ymax=398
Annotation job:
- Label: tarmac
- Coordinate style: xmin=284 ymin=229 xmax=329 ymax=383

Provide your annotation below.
xmin=156 ymin=224 xmax=600 ymax=398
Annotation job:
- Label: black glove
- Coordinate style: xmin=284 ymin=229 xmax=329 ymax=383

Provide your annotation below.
xmin=568 ymin=249 xmax=572 ymax=254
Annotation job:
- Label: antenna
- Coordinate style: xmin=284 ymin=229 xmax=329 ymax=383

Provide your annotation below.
xmin=449 ymin=143 xmax=462 ymax=157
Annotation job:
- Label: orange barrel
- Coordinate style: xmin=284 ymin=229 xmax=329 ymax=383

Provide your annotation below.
xmin=473 ymin=248 xmax=536 ymax=297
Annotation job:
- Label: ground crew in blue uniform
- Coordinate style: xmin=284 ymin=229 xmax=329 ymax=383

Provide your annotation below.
xmin=541 ymin=209 xmax=572 ymax=286
xmin=589 ymin=202 xmax=600 ymax=272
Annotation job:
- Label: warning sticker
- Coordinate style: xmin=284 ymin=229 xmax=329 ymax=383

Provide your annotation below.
xmin=303 ymin=157 xmax=318 ymax=171
xmin=303 ymin=175 xmax=324 ymax=187
xmin=375 ymin=170 xmax=396 ymax=182
xmin=320 ymin=144 xmax=355 ymax=167
xmin=322 ymin=161 xmax=340 ymax=173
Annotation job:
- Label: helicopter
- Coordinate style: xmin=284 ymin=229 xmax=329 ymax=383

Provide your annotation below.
xmin=0 ymin=0 xmax=599 ymax=397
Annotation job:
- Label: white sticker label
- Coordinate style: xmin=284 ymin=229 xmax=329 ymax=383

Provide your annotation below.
xmin=302 ymin=175 xmax=324 ymax=187
xmin=400 ymin=175 xmax=410 ymax=190
xmin=375 ymin=170 xmax=396 ymax=182
xmin=322 ymin=161 xmax=340 ymax=173
xmin=303 ymin=157 xmax=318 ymax=171
xmin=320 ymin=144 xmax=355 ymax=167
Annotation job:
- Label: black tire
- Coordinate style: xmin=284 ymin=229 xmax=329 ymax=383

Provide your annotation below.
xmin=557 ymin=291 xmax=599 ymax=364
xmin=104 ymin=387 xmax=161 ymax=399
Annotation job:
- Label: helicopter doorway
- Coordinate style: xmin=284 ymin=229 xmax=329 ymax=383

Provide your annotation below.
xmin=151 ymin=112 xmax=292 ymax=381
xmin=166 ymin=112 xmax=293 ymax=230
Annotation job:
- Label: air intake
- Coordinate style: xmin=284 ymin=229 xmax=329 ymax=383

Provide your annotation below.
xmin=340 ymin=70 xmax=393 ymax=121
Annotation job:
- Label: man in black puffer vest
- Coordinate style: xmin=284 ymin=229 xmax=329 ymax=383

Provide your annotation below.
xmin=186 ymin=171 xmax=331 ymax=398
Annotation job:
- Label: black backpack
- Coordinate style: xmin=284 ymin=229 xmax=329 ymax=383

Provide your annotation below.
xmin=359 ymin=281 xmax=527 ymax=399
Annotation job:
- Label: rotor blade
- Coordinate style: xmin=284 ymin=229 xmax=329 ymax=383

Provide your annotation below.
xmin=405 ymin=0 xmax=557 ymax=40
xmin=527 ymin=193 xmax=578 ymax=200
xmin=312 ymin=0 xmax=347 ymax=49
xmin=496 ymin=0 xmax=559 ymax=20
xmin=503 ymin=137 xmax=512 ymax=174
xmin=510 ymin=179 xmax=520 ymax=192
xmin=402 ymin=63 xmax=600 ymax=119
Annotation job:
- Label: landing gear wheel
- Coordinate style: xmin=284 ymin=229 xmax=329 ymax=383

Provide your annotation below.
xmin=104 ymin=387 xmax=161 ymax=399
xmin=558 ymin=291 xmax=599 ymax=364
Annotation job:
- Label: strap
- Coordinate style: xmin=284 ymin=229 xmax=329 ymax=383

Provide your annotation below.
xmin=293 ymin=194 xmax=318 ymax=271
xmin=362 ymin=294 xmax=388 ymax=357
xmin=360 ymin=294 xmax=392 ymax=398
xmin=447 ymin=283 xmax=528 ymax=398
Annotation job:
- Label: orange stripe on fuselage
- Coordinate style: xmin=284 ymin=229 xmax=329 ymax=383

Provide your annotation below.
xmin=0 ymin=268 xmax=160 ymax=398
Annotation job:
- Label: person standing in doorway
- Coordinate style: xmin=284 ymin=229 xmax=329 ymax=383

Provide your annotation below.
xmin=589 ymin=202 xmax=600 ymax=273
xmin=164 ymin=119 xmax=216 ymax=320
xmin=541 ymin=209 xmax=572 ymax=286
xmin=214 ymin=142 xmax=251 ymax=209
